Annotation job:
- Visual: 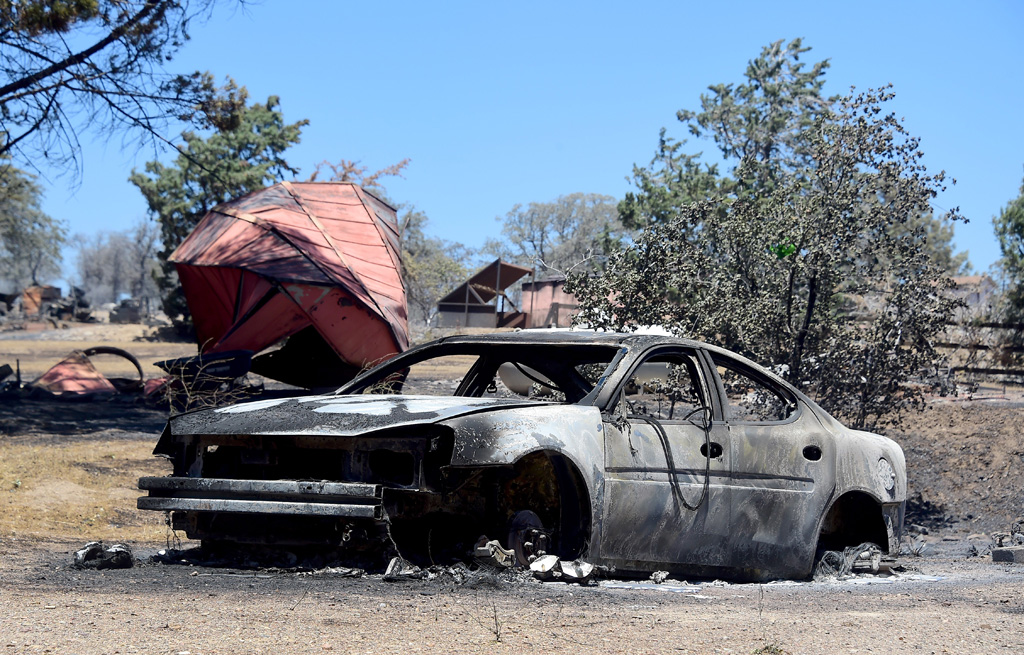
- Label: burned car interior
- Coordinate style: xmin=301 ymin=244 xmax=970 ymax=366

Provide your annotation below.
xmin=347 ymin=341 xmax=624 ymax=404
xmin=139 ymin=331 xmax=905 ymax=581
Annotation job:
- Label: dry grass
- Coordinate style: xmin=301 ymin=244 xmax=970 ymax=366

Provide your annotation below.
xmin=0 ymin=439 xmax=173 ymax=543
xmin=0 ymin=322 xmax=196 ymax=380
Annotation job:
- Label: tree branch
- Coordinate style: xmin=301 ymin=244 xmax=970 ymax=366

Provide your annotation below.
xmin=0 ymin=0 xmax=162 ymax=100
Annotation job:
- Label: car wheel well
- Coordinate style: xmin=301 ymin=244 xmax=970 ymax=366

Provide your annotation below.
xmin=817 ymin=491 xmax=890 ymax=553
xmin=499 ymin=450 xmax=592 ymax=560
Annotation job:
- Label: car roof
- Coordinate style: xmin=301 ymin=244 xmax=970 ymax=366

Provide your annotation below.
xmin=431 ymin=329 xmax=701 ymax=349
xmin=426 ymin=329 xmax=797 ymax=394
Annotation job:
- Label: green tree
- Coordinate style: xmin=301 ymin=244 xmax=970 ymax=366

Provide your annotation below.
xmin=619 ymin=39 xmax=967 ymax=276
xmin=0 ymin=0 xmax=243 ymax=174
xmin=484 ymin=192 xmax=627 ymax=276
xmin=570 ymin=68 xmax=964 ymax=429
xmin=129 ymin=90 xmax=306 ymax=331
xmin=0 ymin=159 xmax=65 ymax=289
xmin=994 ymin=175 xmax=1024 ymax=321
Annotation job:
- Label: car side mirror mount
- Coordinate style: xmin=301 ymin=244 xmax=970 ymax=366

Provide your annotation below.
xmin=604 ymin=392 xmax=630 ymax=430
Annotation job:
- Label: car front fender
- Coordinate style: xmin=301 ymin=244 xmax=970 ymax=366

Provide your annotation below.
xmin=443 ymin=404 xmax=605 ymax=487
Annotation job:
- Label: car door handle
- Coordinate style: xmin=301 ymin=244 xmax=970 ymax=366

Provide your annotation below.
xmin=700 ymin=442 xmax=723 ymax=458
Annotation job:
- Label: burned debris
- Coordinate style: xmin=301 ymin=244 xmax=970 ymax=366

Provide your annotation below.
xmin=0 ymin=285 xmax=92 ymax=325
xmin=73 ymin=542 xmax=134 ymax=570
xmin=991 ymin=518 xmax=1024 ymax=564
xmin=0 ymin=345 xmax=159 ymax=402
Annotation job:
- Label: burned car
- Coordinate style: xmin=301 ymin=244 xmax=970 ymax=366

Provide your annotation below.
xmin=138 ymin=331 xmax=905 ymax=580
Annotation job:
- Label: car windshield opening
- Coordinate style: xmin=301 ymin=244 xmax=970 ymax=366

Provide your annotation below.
xmin=345 ymin=343 xmax=621 ymax=404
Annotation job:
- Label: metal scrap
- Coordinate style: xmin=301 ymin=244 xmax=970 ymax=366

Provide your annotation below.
xmin=473 ymin=539 xmax=516 ymax=569
xmin=527 ymin=554 xmax=596 ymax=584
xmin=529 ymin=554 xmax=560 ymax=580
xmin=383 ymin=557 xmax=425 ymax=582
xmin=73 ymin=542 xmax=134 ymax=570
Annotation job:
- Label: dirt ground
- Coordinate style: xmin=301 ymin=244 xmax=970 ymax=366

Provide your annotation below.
xmin=1 ymin=538 xmax=1022 ymax=655
xmin=0 ymin=322 xmax=195 ymax=380
xmin=1 ymin=324 xmax=1023 ymax=654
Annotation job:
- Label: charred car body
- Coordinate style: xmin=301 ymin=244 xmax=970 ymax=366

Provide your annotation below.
xmin=139 ymin=331 xmax=905 ymax=581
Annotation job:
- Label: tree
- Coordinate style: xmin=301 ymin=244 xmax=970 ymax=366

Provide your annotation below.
xmin=569 ymin=52 xmax=965 ymax=429
xmin=400 ymin=208 xmax=472 ymax=330
xmin=308 ymin=158 xmax=411 ymax=197
xmin=619 ymin=39 xmax=967 ymax=276
xmin=129 ymin=90 xmax=306 ymax=331
xmin=994 ymin=175 xmax=1024 ymax=321
xmin=0 ymin=0 xmax=243 ymax=174
xmin=76 ymin=218 xmax=160 ymax=307
xmin=0 ymin=158 xmax=65 ymax=289
xmin=484 ymin=192 xmax=627 ymax=276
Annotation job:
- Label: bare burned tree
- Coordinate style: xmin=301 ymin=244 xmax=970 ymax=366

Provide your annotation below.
xmin=76 ymin=218 xmax=159 ymax=305
xmin=0 ymin=0 xmax=242 ymax=175
xmin=307 ymin=157 xmax=411 ymax=196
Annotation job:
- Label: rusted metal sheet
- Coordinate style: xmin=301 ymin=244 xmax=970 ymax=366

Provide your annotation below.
xmin=28 ymin=346 xmax=144 ymax=396
xmin=139 ymin=330 xmax=906 ymax=581
xmin=29 ymin=351 xmax=117 ymax=395
xmin=20 ymin=285 xmax=61 ymax=316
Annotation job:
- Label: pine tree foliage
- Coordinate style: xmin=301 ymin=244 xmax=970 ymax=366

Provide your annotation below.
xmin=994 ymin=175 xmax=1024 ymax=322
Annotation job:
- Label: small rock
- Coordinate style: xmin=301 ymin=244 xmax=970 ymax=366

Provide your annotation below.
xmin=650 ymin=570 xmax=669 ymax=584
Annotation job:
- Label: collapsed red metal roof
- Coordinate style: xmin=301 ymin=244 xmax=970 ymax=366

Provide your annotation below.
xmin=170 ymin=181 xmax=408 ymax=387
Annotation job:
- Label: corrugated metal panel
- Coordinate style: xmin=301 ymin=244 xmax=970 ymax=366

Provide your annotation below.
xmin=169 ymin=182 xmax=408 ymax=375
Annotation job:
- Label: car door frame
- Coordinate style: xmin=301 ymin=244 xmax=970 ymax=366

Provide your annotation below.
xmin=704 ymin=349 xmax=836 ymax=579
xmin=596 ymin=343 xmax=735 ymax=572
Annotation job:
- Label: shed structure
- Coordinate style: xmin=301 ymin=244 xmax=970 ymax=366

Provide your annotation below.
xmin=436 ymin=259 xmax=532 ymax=329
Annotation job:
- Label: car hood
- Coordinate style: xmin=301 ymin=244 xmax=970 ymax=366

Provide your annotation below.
xmin=168 ymin=394 xmax=540 ymax=437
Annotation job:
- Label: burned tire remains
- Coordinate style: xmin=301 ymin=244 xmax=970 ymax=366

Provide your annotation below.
xmin=817 ymin=491 xmax=890 ymax=553
xmin=495 ymin=452 xmax=590 ymax=563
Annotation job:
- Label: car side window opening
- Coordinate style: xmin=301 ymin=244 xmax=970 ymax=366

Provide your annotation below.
xmin=622 ymin=354 xmax=707 ymax=421
xmin=713 ymin=357 xmax=794 ymax=422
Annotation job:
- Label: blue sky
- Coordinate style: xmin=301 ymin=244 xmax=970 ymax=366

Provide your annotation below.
xmin=35 ymin=0 xmax=1024 ymax=281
